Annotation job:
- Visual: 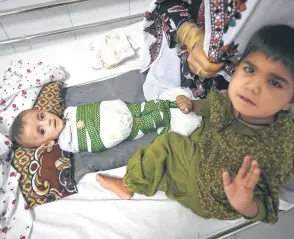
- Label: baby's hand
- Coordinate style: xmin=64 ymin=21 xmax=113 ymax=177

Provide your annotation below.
xmin=176 ymin=95 xmax=193 ymax=114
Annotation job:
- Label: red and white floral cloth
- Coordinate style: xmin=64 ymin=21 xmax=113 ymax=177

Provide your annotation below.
xmin=0 ymin=160 xmax=33 ymax=239
xmin=0 ymin=60 xmax=67 ymax=160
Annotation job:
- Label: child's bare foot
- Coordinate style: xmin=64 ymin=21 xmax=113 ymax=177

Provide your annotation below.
xmin=96 ymin=174 xmax=134 ymax=200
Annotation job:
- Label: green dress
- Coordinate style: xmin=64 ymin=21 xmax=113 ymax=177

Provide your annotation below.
xmin=123 ymin=90 xmax=294 ymax=224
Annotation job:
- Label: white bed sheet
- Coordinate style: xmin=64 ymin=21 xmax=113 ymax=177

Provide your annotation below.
xmin=0 ymin=22 xmax=144 ymax=88
xmin=30 ymin=166 xmax=294 ymax=239
xmin=30 ymin=166 xmax=240 ymax=239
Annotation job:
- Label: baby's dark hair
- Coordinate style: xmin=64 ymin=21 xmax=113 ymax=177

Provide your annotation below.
xmin=241 ymin=24 xmax=294 ymax=77
xmin=10 ymin=110 xmax=29 ymax=145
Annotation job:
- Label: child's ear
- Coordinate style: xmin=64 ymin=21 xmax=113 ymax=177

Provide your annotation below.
xmin=43 ymin=140 xmax=55 ymax=148
xmin=39 ymin=140 xmax=55 ymax=150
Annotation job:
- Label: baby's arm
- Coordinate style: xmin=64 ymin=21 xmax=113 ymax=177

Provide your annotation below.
xmin=176 ymin=89 xmax=226 ymax=116
xmin=176 ymin=96 xmax=202 ymax=114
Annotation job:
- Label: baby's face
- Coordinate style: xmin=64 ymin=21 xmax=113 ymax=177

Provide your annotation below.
xmin=21 ymin=110 xmax=64 ymax=147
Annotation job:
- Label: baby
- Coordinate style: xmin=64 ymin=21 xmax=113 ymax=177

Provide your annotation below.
xmin=10 ymin=88 xmax=201 ymax=152
xmin=96 ymin=25 xmax=294 ymax=224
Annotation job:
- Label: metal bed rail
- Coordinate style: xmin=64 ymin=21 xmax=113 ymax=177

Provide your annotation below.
xmin=0 ymin=0 xmax=88 ymax=17
xmin=203 ymin=207 xmax=294 ymax=239
xmin=0 ymin=13 xmax=144 ymax=45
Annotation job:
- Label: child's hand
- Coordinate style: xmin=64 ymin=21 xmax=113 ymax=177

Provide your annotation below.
xmin=222 ymin=156 xmax=260 ymax=217
xmin=176 ymin=95 xmax=193 ymax=114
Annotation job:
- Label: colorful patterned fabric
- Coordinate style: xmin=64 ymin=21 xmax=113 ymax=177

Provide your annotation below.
xmin=143 ymin=0 xmax=228 ymax=98
xmin=33 ymin=82 xmax=64 ymax=117
xmin=10 ymin=81 xmax=77 ymax=208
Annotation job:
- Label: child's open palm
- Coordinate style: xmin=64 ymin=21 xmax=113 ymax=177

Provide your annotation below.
xmin=222 ymin=156 xmax=261 ymax=215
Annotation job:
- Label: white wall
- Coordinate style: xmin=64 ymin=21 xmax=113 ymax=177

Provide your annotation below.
xmin=0 ymin=0 xmax=150 ymax=56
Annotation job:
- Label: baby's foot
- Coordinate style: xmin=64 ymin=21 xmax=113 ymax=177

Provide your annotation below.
xmin=96 ymin=174 xmax=134 ymax=200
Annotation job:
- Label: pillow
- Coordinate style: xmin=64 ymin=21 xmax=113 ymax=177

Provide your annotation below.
xmin=10 ymin=81 xmax=77 ymax=208
xmin=32 ymin=81 xmax=64 ymax=117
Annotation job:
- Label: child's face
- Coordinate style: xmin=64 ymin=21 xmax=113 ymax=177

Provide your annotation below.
xmin=20 ymin=110 xmax=64 ymax=147
xmin=229 ymin=51 xmax=294 ymax=118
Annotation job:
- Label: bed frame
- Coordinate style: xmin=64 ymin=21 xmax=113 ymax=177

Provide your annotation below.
xmin=0 ymin=1 xmax=291 ymax=238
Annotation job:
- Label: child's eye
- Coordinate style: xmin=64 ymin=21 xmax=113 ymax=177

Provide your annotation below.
xmin=40 ymin=129 xmax=46 ymax=135
xmin=40 ymin=113 xmax=45 ymax=120
xmin=244 ymin=66 xmax=254 ymax=74
xmin=269 ymin=79 xmax=282 ymax=88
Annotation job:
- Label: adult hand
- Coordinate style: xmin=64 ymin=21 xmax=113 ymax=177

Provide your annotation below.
xmin=187 ymin=37 xmax=224 ymax=78
xmin=222 ymin=156 xmax=260 ymax=217
xmin=178 ymin=22 xmax=224 ymax=78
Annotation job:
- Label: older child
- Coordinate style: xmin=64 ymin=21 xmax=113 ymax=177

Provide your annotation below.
xmin=96 ymin=25 xmax=294 ymax=224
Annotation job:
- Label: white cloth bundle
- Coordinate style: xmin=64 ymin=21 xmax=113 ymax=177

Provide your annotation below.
xmin=58 ymin=88 xmax=202 ymax=153
xmin=89 ymin=30 xmax=140 ymax=70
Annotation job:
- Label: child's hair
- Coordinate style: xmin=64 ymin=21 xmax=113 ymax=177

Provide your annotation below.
xmin=241 ymin=25 xmax=294 ymax=77
xmin=10 ymin=110 xmax=29 ymax=145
